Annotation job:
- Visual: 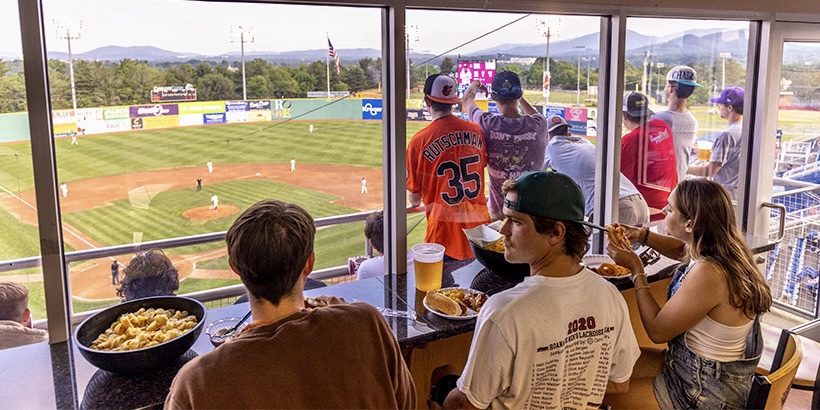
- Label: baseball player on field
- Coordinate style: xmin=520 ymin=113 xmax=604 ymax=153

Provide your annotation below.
xmin=406 ymin=74 xmax=491 ymax=261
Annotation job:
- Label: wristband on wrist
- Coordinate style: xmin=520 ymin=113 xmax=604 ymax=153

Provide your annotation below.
xmin=641 ymin=227 xmax=651 ymax=246
xmin=635 ymin=285 xmax=650 ymax=291
xmin=632 ymin=272 xmax=647 ymax=282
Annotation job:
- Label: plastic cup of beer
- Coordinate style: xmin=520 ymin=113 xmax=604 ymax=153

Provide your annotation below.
xmin=696 ymin=141 xmax=714 ymax=162
xmin=411 ymin=243 xmax=445 ymax=291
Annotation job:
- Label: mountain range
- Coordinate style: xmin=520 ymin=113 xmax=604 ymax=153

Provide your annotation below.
xmin=3 ymin=28 xmax=817 ymax=67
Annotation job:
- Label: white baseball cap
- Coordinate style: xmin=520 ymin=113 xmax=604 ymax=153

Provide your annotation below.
xmin=666 ymin=65 xmax=702 ymax=87
xmin=423 ymin=74 xmax=461 ymax=104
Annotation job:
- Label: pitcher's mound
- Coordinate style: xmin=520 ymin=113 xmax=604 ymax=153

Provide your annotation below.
xmin=183 ymin=205 xmax=240 ymax=220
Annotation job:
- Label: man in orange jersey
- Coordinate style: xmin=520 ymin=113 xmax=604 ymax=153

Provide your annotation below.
xmin=407 ymin=74 xmax=491 ymax=261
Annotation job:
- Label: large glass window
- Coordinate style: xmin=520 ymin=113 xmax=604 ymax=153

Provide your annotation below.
xmin=0 ymin=0 xmax=46 ymax=323
xmin=37 ymin=0 xmax=382 ymax=312
xmin=403 ymin=10 xmax=602 ymax=264
xmin=621 ymin=18 xmax=750 ymax=223
xmin=766 ymin=41 xmax=820 ymax=317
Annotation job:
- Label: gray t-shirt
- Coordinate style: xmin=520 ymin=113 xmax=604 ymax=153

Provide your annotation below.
xmin=546 ymin=135 xmax=640 ymax=215
xmin=653 ymin=110 xmax=699 ymax=182
xmin=711 ymin=121 xmax=743 ymax=199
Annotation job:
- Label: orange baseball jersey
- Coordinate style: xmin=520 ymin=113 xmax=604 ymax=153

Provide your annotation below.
xmin=407 ymin=115 xmax=491 ymax=260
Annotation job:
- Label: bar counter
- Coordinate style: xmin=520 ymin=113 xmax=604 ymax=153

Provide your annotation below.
xmin=0 ymin=257 xmax=680 ymax=409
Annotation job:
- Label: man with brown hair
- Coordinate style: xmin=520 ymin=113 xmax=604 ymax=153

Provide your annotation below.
xmin=116 ymin=250 xmax=179 ymax=301
xmin=357 ymin=210 xmax=414 ymax=280
xmin=167 ymin=199 xmax=416 ymax=409
xmin=0 ymin=282 xmax=48 ymax=350
xmin=435 ymin=171 xmax=639 ymax=409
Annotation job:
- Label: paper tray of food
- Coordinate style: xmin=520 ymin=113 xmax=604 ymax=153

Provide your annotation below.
xmin=462 ymin=220 xmax=504 ymax=248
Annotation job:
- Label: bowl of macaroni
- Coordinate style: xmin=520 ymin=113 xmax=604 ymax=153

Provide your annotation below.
xmin=74 ymin=296 xmax=206 ymax=374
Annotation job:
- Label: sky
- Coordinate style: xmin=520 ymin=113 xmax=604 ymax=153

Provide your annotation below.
xmin=1 ymin=0 xmax=748 ymax=58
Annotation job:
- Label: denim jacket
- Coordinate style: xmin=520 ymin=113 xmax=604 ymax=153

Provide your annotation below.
xmin=656 ymin=263 xmax=762 ymax=409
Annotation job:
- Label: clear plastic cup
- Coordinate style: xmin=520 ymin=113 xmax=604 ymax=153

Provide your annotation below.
xmin=412 ymin=243 xmax=445 ymax=291
xmin=696 ymin=141 xmax=714 ymax=162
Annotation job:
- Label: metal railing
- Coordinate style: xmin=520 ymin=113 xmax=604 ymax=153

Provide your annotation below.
xmin=1 ymin=209 xmax=377 ymax=273
xmin=18 ymin=207 xmax=429 ymax=327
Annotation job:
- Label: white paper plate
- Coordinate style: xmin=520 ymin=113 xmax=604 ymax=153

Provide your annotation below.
xmin=422 ymin=287 xmax=485 ymax=320
xmin=583 ymin=254 xmax=630 ymax=279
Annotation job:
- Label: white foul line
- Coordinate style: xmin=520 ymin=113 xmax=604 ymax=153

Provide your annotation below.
xmin=0 ymin=184 xmax=100 ymax=251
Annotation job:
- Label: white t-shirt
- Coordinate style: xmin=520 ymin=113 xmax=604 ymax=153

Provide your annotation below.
xmin=653 ymin=110 xmax=699 ymax=182
xmin=457 ymin=269 xmax=640 ymax=410
xmin=356 ymin=251 xmax=415 ymax=280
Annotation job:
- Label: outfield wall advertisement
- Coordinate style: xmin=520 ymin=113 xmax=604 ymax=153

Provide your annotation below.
xmin=0 ymin=96 xmax=580 ymax=143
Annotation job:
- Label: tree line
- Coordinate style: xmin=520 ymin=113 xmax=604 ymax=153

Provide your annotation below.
xmin=0 ymin=55 xmax=750 ymax=113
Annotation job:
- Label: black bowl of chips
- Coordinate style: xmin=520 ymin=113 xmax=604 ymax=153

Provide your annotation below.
xmin=74 ymin=296 xmax=206 ymax=374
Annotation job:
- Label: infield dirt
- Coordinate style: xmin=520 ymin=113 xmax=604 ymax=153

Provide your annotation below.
xmin=0 ymin=162 xmax=384 ymax=299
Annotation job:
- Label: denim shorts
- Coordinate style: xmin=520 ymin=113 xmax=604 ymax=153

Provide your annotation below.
xmin=654 ymin=331 xmax=761 ymax=409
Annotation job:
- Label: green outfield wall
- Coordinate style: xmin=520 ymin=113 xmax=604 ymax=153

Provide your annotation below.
xmin=0 ymin=97 xmax=378 ymax=143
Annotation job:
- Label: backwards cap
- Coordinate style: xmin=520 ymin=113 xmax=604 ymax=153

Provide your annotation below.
xmin=504 ymin=171 xmax=606 ymax=231
xmin=666 ymin=65 xmax=702 ymax=87
xmin=491 ymin=71 xmax=523 ymax=101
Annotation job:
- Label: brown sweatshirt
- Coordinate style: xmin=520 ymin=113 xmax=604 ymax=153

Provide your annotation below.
xmin=165 ymin=302 xmax=416 ymax=409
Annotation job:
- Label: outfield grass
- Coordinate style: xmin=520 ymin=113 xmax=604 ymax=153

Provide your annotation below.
xmin=62 ymin=179 xmax=356 ymax=247
xmin=194 ymin=211 xmax=428 ymax=272
xmin=0 ymin=120 xmax=428 ymax=192
xmin=0 ymin=120 xmax=430 ymax=259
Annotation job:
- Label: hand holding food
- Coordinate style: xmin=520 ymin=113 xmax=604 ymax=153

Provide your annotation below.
xmin=606 ymin=235 xmax=644 ymax=274
xmin=605 ymin=224 xmax=631 ymax=249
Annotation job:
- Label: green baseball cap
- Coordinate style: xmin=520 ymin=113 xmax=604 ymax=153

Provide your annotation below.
xmin=504 ymin=171 xmax=607 ymax=231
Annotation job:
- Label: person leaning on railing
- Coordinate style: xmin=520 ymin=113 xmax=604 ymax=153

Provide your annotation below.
xmin=606 ymin=178 xmax=772 ymax=408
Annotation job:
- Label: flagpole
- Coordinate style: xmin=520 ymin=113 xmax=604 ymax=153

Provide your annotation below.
xmin=326 ymin=33 xmax=331 ymax=100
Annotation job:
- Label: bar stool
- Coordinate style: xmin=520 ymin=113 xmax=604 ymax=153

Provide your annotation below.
xmin=759 ymin=323 xmax=820 ymax=407
xmin=748 ymin=329 xmax=803 ymax=409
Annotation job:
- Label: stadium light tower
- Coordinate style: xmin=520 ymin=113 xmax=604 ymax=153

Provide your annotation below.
xmin=656 ymin=62 xmax=665 ymax=102
xmin=231 ymin=26 xmax=255 ymax=101
xmin=405 ymin=25 xmax=419 ymax=99
xmin=720 ymin=52 xmax=731 ymax=90
xmin=573 ymin=46 xmax=586 ymax=105
xmin=536 ymin=16 xmax=562 ymax=102
xmin=53 ymin=19 xmax=82 ymax=114
xmin=641 ymin=51 xmax=651 ymax=95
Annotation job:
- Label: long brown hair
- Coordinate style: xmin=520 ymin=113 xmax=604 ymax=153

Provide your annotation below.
xmin=674 ymin=179 xmax=772 ymax=317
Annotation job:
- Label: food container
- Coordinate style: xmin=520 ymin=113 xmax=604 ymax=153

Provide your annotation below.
xmin=206 ymin=317 xmax=250 ymax=347
xmin=464 ymin=222 xmax=529 ymax=280
xmin=74 ymin=296 xmax=206 ymax=374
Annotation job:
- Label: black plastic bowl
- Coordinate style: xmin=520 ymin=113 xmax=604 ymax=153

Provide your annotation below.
xmin=74 ymin=296 xmax=206 ymax=374
xmin=470 ymin=241 xmax=530 ymax=280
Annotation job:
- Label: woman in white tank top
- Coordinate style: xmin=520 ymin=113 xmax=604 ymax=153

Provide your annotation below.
xmin=607 ymin=179 xmax=772 ymax=408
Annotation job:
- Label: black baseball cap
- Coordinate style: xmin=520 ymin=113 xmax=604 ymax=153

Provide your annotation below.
xmin=504 ymin=171 xmax=606 ymax=231
xmin=491 ymin=71 xmax=523 ymax=101
xmin=623 ymin=92 xmax=654 ymax=118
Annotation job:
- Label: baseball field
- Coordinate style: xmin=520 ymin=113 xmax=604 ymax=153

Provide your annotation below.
xmin=0 ymin=119 xmax=430 ymax=318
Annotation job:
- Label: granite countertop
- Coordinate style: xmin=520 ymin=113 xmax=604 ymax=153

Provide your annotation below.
xmin=0 ymin=257 xmax=679 ymax=409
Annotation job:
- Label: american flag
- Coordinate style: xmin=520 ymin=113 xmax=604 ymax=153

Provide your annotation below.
xmin=328 ymin=38 xmax=341 ymax=76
